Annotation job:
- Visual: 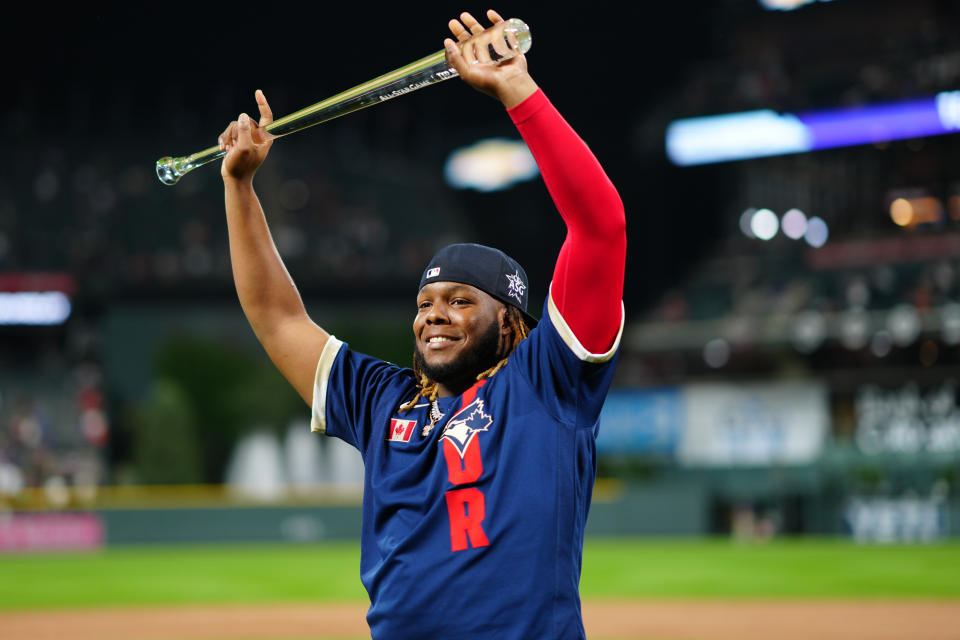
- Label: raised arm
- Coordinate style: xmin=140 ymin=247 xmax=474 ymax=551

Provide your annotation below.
xmin=510 ymin=92 xmax=626 ymax=354
xmin=220 ymin=90 xmax=329 ymax=404
xmin=446 ymin=11 xmax=626 ymax=354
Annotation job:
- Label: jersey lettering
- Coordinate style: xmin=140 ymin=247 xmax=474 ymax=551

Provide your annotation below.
xmin=443 ymin=437 xmax=482 ymax=484
xmin=445 ymin=487 xmax=490 ymax=551
xmin=441 ymin=384 xmax=491 ymax=552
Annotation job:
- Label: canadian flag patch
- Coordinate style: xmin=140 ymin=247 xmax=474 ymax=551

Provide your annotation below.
xmin=388 ymin=419 xmax=417 ymax=442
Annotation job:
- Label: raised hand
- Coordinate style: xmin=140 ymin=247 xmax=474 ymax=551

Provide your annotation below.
xmin=220 ymin=89 xmax=275 ymax=183
xmin=444 ymin=10 xmax=538 ymax=109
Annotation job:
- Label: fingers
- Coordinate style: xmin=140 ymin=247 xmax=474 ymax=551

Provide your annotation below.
xmin=237 ymin=112 xmax=252 ymax=146
xmin=255 ymin=89 xmax=273 ymax=127
xmin=474 ymin=37 xmax=492 ymax=65
xmin=219 ymin=91 xmax=274 ymax=180
xmin=444 ymin=37 xmax=468 ymax=75
xmin=219 ymin=89 xmax=274 ymax=152
xmin=449 ymin=16 xmax=481 ymax=65
xmin=219 ymin=121 xmax=238 ymax=151
xmin=447 ymin=10 xmax=514 ymax=66
xmin=490 ymin=28 xmax=512 ymax=60
xmin=459 ymin=12 xmax=485 ymax=35
xmin=485 ymin=11 xmax=512 ymax=59
xmin=447 ymin=24 xmax=474 ymax=66
xmin=449 ymin=11 xmax=486 ymax=46
xmin=486 ymin=9 xmax=504 ymax=23
xmin=218 ymin=112 xmax=254 ymax=155
xmin=218 ymin=118 xmax=248 ymax=152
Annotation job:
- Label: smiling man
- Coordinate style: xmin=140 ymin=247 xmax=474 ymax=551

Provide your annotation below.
xmin=218 ymin=10 xmax=625 ymax=640
xmin=408 ymin=243 xmax=538 ymax=421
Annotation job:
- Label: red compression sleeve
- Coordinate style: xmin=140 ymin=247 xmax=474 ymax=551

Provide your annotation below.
xmin=508 ymin=90 xmax=626 ymax=354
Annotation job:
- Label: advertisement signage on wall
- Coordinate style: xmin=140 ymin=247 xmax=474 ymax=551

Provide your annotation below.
xmin=0 ymin=512 xmax=104 ymax=552
xmin=597 ymin=382 xmax=828 ymax=464
xmin=677 ymin=382 xmax=829 ymax=466
xmin=845 ymin=491 xmax=948 ymax=543
xmin=855 ymin=382 xmax=960 ymax=455
xmin=597 ymin=388 xmax=683 ymax=455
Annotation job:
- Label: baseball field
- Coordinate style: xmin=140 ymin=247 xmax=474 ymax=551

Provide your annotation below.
xmin=2 ymin=537 xmax=959 ymax=639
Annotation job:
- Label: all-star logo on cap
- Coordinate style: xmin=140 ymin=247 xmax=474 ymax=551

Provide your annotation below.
xmin=505 ymin=270 xmax=525 ymax=303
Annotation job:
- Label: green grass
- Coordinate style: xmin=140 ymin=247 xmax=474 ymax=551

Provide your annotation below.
xmin=1 ymin=538 xmax=958 ymax=610
xmin=580 ymin=537 xmax=960 ymax=598
xmin=0 ymin=542 xmax=366 ymax=609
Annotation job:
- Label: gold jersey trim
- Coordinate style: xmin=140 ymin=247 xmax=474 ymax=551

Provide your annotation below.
xmin=546 ymin=283 xmax=624 ymax=363
xmin=310 ymin=336 xmax=344 ymax=434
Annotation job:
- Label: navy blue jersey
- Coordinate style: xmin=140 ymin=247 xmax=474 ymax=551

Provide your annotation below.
xmin=311 ymin=296 xmax=623 ymax=639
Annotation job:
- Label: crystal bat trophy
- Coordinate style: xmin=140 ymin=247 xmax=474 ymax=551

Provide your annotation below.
xmin=156 ymin=18 xmax=531 ymax=185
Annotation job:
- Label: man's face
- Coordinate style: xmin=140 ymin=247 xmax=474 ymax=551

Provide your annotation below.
xmin=414 ymin=282 xmax=509 ymax=393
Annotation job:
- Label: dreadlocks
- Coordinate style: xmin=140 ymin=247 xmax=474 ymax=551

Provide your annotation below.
xmin=400 ymin=305 xmax=530 ymax=412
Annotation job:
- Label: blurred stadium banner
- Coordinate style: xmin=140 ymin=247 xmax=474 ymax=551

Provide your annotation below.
xmin=854 ymin=382 xmax=960 ymax=456
xmin=679 ymin=382 xmax=829 ymax=466
xmin=597 ymin=388 xmax=683 ymax=455
xmin=598 ymin=382 xmax=828 ymax=467
xmin=666 ymin=91 xmax=960 ymax=166
xmin=0 ymin=272 xmax=75 ymax=326
xmin=0 ymin=512 xmax=103 ymax=552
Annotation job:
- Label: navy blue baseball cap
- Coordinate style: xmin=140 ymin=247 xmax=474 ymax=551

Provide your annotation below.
xmin=419 ymin=243 xmax=538 ymax=328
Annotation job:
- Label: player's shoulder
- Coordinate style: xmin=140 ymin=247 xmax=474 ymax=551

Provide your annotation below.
xmin=515 ymin=296 xmax=623 ymax=365
xmin=315 ymin=338 xmax=418 ymax=437
xmin=330 ymin=338 xmax=417 ymax=392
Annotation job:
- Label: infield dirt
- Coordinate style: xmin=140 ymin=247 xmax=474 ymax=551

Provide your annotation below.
xmin=2 ymin=600 xmax=959 ymax=639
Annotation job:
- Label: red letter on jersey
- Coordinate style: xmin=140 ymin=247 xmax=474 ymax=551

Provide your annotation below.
xmin=443 ymin=437 xmax=483 ymax=485
xmin=444 ymin=487 xmax=489 ymax=551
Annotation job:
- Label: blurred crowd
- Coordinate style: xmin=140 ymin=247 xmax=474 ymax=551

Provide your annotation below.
xmin=0 ymin=364 xmax=107 ymax=505
xmin=635 ymin=232 xmax=960 ymax=373
xmin=675 ymin=1 xmax=960 ymax=116
xmin=653 ymin=240 xmax=960 ymax=322
xmin=0 ymin=122 xmax=471 ymax=299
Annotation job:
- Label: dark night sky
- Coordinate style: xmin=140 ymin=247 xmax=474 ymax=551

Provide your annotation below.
xmin=8 ymin=1 xmax=945 ymax=308
xmin=4 ymin=2 xmax=729 ymax=306
xmin=7 ymin=3 xmax=695 ymax=146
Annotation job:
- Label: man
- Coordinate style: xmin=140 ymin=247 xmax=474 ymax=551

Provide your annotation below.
xmin=219 ymin=9 xmax=625 ymax=639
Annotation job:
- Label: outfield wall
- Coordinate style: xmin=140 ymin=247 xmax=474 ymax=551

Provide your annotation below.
xmin=2 ymin=477 xmax=956 ymax=550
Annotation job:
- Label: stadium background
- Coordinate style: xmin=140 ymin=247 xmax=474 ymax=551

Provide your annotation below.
xmin=1 ymin=0 xmax=959 ymax=638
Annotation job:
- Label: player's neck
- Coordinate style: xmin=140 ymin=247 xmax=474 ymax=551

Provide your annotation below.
xmin=436 ymin=377 xmax=477 ymax=398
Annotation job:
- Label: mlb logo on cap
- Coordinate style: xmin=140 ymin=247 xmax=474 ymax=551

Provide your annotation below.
xmin=426 ymin=267 xmax=441 ymax=278
xmin=388 ymin=419 xmax=417 ymax=442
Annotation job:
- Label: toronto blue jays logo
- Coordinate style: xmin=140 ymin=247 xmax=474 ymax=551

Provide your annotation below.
xmin=441 ymin=399 xmax=493 ymax=458
xmin=505 ymin=270 xmax=525 ymax=303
